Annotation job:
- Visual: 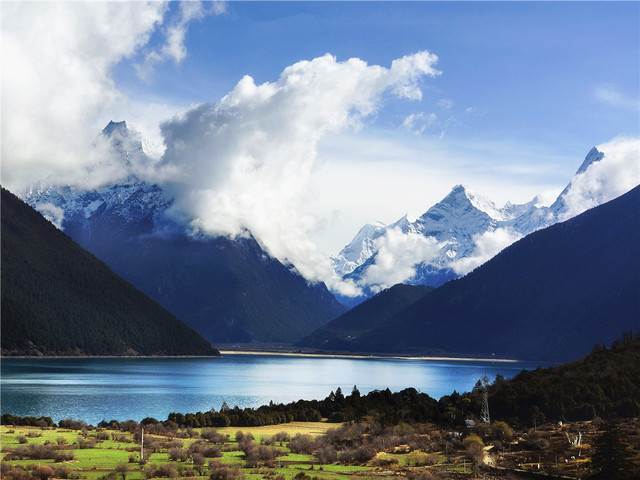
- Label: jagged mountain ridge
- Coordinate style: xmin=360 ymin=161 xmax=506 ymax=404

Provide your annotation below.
xmin=310 ymin=185 xmax=640 ymax=361
xmin=24 ymin=121 xmax=345 ymax=345
xmin=334 ymin=146 xmax=624 ymax=298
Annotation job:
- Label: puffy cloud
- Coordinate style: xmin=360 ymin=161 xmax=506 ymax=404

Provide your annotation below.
xmin=1 ymin=1 xmax=215 ymax=193
xmin=559 ymin=137 xmax=640 ymax=220
xmin=451 ymin=228 xmax=523 ymax=275
xmin=1 ymin=2 xmax=167 ymax=191
xmin=158 ymin=52 xmax=440 ymax=294
xmin=359 ymin=228 xmax=442 ymax=292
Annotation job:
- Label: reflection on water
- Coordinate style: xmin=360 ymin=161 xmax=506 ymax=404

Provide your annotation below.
xmin=1 ymin=355 xmax=539 ymax=425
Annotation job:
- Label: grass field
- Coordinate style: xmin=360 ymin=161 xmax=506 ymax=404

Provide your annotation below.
xmin=0 ymin=423 xmax=385 ymax=480
xmin=3 ymin=418 xmax=638 ymax=479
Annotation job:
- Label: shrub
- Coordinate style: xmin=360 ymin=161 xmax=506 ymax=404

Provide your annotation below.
xmin=368 ymin=456 xmax=399 ymax=467
xmin=208 ymin=462 xmax=244 ymax=480
xmin=314 ymin=445 xmax=337 ymax=464
xmin=54 ymin=451 xmax=76 ymax=462
xmin=337 ymin=446 xmax=377 ymax=464
xmin=17 ymin=436 xmax=28 ymax=444
xmin=167 ymin=447 xmax=188 ymax=462
xmin=155 ymin=464 xmax=177 ymax=478
xmin=201 ymin=430 xmax=229 ymax=444
xmin=202 ymin=446 xmax=223 ymax=458
xmin=273 ymin=432 xmax=290 ymax=444
xmin=288 ymin=434 xmax=315 ymax=454
xmin=34 ymin=466 xmax=55 ymax=480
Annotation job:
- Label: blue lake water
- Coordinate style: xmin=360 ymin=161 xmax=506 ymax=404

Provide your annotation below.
xmin=1 ymin=355 xmax=540 ymax=425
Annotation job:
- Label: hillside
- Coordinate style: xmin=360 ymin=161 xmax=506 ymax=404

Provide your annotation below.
xmin=24 ymin=122 xmax=345 ymax=344
xmin=487 ymin=333 xmax=640 ymax=425
xmin=297 ymin=284 xmax=433 ymax=351
xmin=304 ymin=185 xmax=640 ymax=361
xmin=1 ymin=188 xmax=219 ymax=356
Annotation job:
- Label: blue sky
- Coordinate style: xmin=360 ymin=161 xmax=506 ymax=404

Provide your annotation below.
xmin=2 ymin=1 xmax=639 ymax=289
xmin=116 ymin=1 xmax=639 ymax=150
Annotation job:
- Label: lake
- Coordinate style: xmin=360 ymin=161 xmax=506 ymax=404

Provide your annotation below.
xmin=1 ymin=354 xmax=540 ymax=425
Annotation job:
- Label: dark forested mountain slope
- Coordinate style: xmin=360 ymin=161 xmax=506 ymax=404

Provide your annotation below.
xmin=95 ymin=233 xmax=345 ymax=344
xmin=485 ymin=334 xmax=640 ymax=424
xmin=1 ymin=188 xmax=219 ymax=356
xmin=314 ymin=185 xmax=640 ymax=361
xmin=297 ymin=283 xmax=433 ymax=350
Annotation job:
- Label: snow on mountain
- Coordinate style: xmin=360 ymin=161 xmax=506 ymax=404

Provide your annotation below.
xmin=24 ymin=121 xmax=173 ymax=237
xmin=335 ymin=143 xmax=639 ymax=298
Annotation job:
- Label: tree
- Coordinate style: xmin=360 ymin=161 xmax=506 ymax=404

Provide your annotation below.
xmin=351 ymin=385 xmax=361 ymax=398
xmin=115 ymin=463 xmax=128 ymax=480
xmin=589 ymin=421 xmax=638 ymax=480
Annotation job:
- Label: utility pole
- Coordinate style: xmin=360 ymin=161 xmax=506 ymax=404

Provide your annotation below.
xmin=140 ymin=427 xmax=144 ymax=462
xmin=480 ymin=375 xmax=490 ymax=424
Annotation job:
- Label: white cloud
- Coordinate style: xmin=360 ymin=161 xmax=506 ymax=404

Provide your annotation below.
xmin=558 ymin=137 xmax=640 ymax=220
xmin=0 ymin=2 xmax=211 ymax=193
xmin=36 ymin=203 xmax=65 ymax=230
xmin=402 ymin=113 xmax=438 ymax=135
xmin=359 ymin=228 xmax=442 ymax=292
xmin=1 ymin=2 xmax=157 ymax=191
xmin=451 ymin=228 xmax=523 ymax=275
xmin=157 ymin=52 xmax=440 ymax=295
xmin=135 ymin=1 xmax=223 ymax=81
xmin=594 ymin=86 xmax=640 ymax=111
xmin=438 ymin=98 xmax=453 ymax=109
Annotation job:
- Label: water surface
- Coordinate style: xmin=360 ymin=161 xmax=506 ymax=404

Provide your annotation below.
xmin=1 ymin=355 xmax=539 ymax=425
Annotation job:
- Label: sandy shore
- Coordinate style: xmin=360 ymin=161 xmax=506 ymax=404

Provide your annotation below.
xmin=219 ymin=350 xmax=519 ymax=362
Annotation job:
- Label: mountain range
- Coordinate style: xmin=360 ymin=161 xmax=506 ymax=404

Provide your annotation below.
xmin=1 ymin=187 xmax=219 ymax=356
xmin=301 ymin=185 xmax=640 ymax=361
xmin=24 ymin=121 xmax=345 ymax=345
xmin=332 ymin=147 xmax=618 ymax=303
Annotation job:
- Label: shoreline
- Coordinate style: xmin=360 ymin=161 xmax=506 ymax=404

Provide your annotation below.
xmin=218 ymin=349 xmax=520 ymax=362
xmin=0 ymin=351 xmax=522 ymax=362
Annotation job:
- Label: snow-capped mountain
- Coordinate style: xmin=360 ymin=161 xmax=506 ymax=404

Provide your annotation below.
xmin=23 ymin=121 xmax=345 ymax=344
xmin=25 ymin=121 xmax=172 ymax=241
xmin=335 ymin=145 xmax=637 ymax=298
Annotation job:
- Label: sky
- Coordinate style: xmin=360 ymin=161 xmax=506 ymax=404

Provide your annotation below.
xmin=2 ymin=1 xmax=639 ymax=292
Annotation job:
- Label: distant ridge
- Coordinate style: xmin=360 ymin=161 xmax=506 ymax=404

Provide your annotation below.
xmin=304 ymin=186 xmax=640 ymax=361
xmin=1 ymin=187 xmax=219 ymax=357
xmin=297 ymin=283 xmax=433 ymax=351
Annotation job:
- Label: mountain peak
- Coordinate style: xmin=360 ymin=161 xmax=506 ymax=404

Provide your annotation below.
xmin=101 ymin=120 xmax=128 ymax=136
xmin=575 ymin=147 xmax=604 ymax=175
xmin=440 ymin=184 xmax=503 ymax=220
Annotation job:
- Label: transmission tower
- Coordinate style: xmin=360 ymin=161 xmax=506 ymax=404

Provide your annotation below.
xmin=480 ymin=375 xmax=490 ymax=424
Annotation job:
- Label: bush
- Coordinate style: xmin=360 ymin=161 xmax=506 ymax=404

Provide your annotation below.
xmin=288 ymin=434 xmax=315 ymax=454
xmin=17 ymin=436 xmax=28 ymax=444
xmin=273 ymin=432 xmax=290 ymax=444
xmin=208 ymin=462 xmax=244 ymax=480
xmin=167 ymin=447 xmax=188 ymax=462
xmin=34 ymin=466 xmax=55 ymax=480
xmin=337 ymin=446 xmax=377 ymax=464
xmin=54 ymin=451 xmax=76 ymax=462
xmin=201 ymin=430 xmax=229 ymax=444
xmin=368 ymin=455 xmax=399 ymax=467
xmin=314 ymin=445 xmax=337 ymax=464
xmin=57 ymin=436 xmax=68 ymax=445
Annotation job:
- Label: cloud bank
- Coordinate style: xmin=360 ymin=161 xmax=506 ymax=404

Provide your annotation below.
xmin=158 ymin=52 xmax=440 ymax=294
xmin=559 ymin=137 xmax=640 ymax=220
xmin=360 ymin=228 xmax=442 ymax=292
xmin=1 ymin=1 xmax=214 ymax=192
